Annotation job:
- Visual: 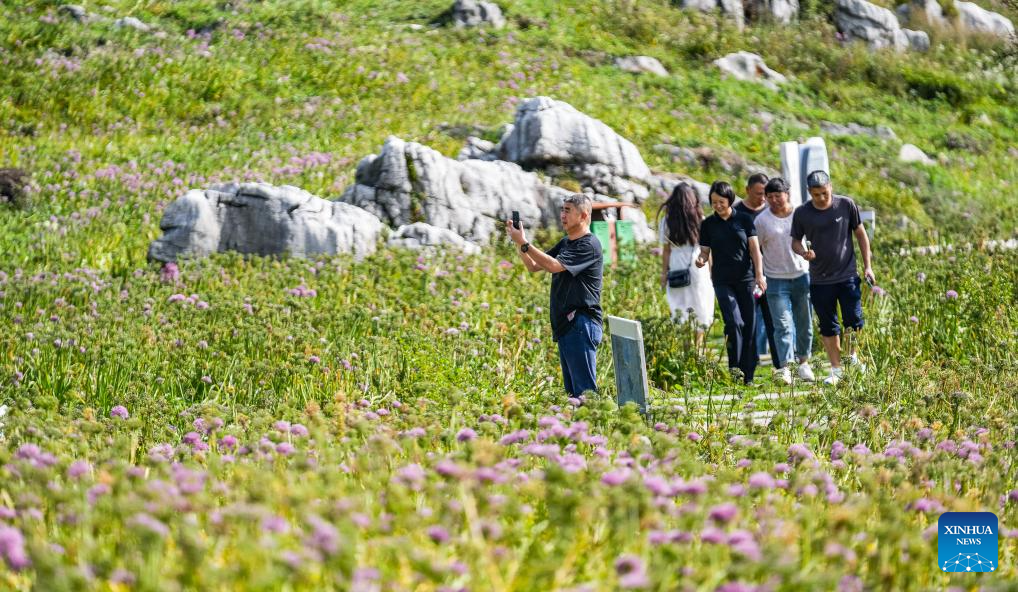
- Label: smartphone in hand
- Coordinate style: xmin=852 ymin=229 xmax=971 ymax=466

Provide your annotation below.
xmin=512 ymin=211 xmax=520 ymax=230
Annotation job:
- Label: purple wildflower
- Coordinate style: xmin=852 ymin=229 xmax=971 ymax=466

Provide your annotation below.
xmin=945 ymin=290 xmax=958 ymax=299
xmin=708 ymin=502 xmax=739 ymax=524
xmin=456 ymin=428 xmax=477 ymax=442
xmin=0 ymin=525 xmax=30 ymax=571
xmin=67 ymin=460 xmax=91 ymax=479
xmin=614 ymin=554 xmax=649 ymax=589
xmin=110 ymin=405 xmax=129 ymax=420
xmin=602 ymin=468 xmax=632 ymax=486
xmin=748 ymin=472 xmax=775 ymax=489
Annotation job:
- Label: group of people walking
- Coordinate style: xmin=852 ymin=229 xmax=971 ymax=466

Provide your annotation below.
xmin=658 ymin=171 xmax=874 ymax=386
xmin=503 ymin=169 xmax=875 ymax=399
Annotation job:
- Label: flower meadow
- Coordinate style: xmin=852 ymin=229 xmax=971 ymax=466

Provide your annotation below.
xmin=3 ymin=0 xmax=1018 ymax=590
xmin=2 ymin=246 xmax=1017 ymax=590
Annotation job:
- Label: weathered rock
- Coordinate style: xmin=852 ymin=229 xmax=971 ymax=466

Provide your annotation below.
xmin=58 ymin=4 xmax=88 ymax=22
xmin=114 ymin=16 xmax=152 ymax=32
xmin=896 ymin=0 xmax=947 ymax=27
xmin=341 ymin=136 xmax=566 ymax=243
xmin=492 ymin=97 xmax=652 ymax=182
xmin=680 ymin=0 xmax=745 ymax=29
xmin=646 ymin=173 xmax=711 ymax=205
xmin=745 ymin=0 xmax=799 ymax=24
xmin=457 ymin=136 xmax=496 ymax=161
xmin=835 ymin=0 xmax=909 ymax=50
xmin=902 ymin=28 xmax=931 ymax=51
xmin=954 ymin=1 xmax=1015 ymax=38
xmin=451 ymin=0 xmax=506 ymax=29
xmin=387 ymin=222 xmax=482 ymax=254
xmin=614 ymin=56 xmax=669 ymax=76
xmin=899 ymin=143 xmax=936 ymax=166
xmin=713 ymin=52 xmax=787 ymax=90
xmin=546 ymin=163 xmax=650 ymax=203
xmin=148 ymin=182 xmax=384 ymax=262
xmin=820 ymin=121 xmax=897 ymax=140
xmin=0 ymin=168 xmax=29 ymax=207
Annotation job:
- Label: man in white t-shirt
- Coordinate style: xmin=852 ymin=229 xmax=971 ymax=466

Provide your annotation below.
xmin=755 ymin=177 xmax=815 ymax=384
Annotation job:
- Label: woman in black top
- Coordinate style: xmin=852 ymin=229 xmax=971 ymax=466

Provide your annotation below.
xmin=695 ymin=181 xmax=767 ymax=384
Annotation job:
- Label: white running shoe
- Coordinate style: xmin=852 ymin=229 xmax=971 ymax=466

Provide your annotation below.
xmin=823 ymin=367 xmax=844 ymax=386
xmin=774 ymin=367 xmax=792 ymax=385
xmin=845 ymin=354 xmax=867 ymax=374
xmin=797 ymin=363 xmax=816 ymax=382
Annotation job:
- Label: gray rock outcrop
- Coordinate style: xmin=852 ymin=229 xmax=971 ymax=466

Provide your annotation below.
xmin=835 ymin=0 xmax=911 ymax=50
xmin=713 ymin=52 xmax=788 ymax=90
xmin=899 ymin=144 xmax=936 ymax=166
xmin=680 ymin=0 xmax=745 ymax=29
xmin=57 ymin=4 xmax=88 ymax=21
xmin=820 ymin=121 xmax=897 ymax=139
xmin=745 ymin=0 xmax=800 ymax=24
xmin=450 ymin=0 xmax=506 ymax=29
xmin=896 ymin=0 xmax=947 ymax=26
xmin=387 ymin=222 xmax=482 ymax=254
xmin=954 ymin=1 xmax=1015 ymax=38
xmin=340 ymin=136 xmax=568 ymax=244
xmin=492 ymin=97 xmax=652 ymax=182
xmin=148 ymin=182 xmax=384 ymax=262
xmin=614 ymin=56 xmax=669 ymax=76
xmin=903 ymin=28 xmax=931 ymax=51
xmin=114 ymin=16 xmax=152 ymax=32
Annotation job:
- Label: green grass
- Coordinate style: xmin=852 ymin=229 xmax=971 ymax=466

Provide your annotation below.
xmin=2 ymin=0 xmax=1018 ymax=589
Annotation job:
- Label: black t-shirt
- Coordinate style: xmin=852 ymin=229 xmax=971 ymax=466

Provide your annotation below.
xmin=546 ymin=233 xmax=603 ymax=341
xmin=734 ymin=200 xmax=768 ymax=220
xmin=790 ymin=195 xmax=861 ymax=285
xmin=699 ymin=211 xmax=757 ymax=285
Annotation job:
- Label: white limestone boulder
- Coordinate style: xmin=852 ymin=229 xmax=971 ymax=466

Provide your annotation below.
xmin=340 ymin=136 xmax=566 ymax=243
xmin=954 ymin=1 xmax=1015 ymax=38
xmin=451 ymin=0 xmax=506 ymax=29
xmin=492 ymin=97 xmax=652 ymax=182
xmin=835 ymin=0 xmax=909 ymax=50
xmin=614 ymin=56 xmax=669 ymax=76
xmin=714 ymin=52 xmax=788 ymax=90
xmin=388 ymin=222 xmax=482 ymax=254
xmin=148 ymin=182 xmax=384 ymax=262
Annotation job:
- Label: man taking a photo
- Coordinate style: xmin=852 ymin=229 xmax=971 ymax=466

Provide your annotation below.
xmin=506 ymin=194 xmax=603 ymax=397
xmin=791 ymin=171 xmax=875 ymax=385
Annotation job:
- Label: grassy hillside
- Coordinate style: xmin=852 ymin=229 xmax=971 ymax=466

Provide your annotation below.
xmin=1 ymin=0 xmax=1017 ymax=274
xmin=2 ymin=2 xmax=1018 ymax=590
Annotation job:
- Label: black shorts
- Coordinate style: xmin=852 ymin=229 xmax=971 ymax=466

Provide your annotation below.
xmin=809 ymin=276 xmax=864 ymax=337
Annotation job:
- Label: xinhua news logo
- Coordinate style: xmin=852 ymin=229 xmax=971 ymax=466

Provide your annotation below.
xmin=938 ymin=512 xmax=998 ymax=573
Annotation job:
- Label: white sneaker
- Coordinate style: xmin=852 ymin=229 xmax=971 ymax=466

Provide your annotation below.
xmin=823 ymin=367 xmax=844 ymax=386
xmin=845 ymin=354 xmax=867 ymax=374
xmin=774 ymin=367 xmax=792 ymax=385
xmin=797 ymin=363 xmax=816 ymax=382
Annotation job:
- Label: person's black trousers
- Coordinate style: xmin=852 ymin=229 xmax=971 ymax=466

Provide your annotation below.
xmin=756 ymin=293 xmax=780 ymax=368
xmin=714 ymin=280 xmax=758 ymax=383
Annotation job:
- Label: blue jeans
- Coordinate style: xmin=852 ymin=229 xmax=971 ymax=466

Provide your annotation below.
xmin=765 ymin=274 xmax=813 ymax=367
xmin=713 ymin=281 xmax=758 ymax=383
xmin=557 ymin=313 xmax=602 ymax=396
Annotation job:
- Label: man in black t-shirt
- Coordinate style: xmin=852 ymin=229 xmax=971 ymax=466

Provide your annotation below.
xmin=734 ymin=173 xmax=779 ymax=372
xmin=507 ymin=194 xmax=603 ymax=397
xmin=791 ymin=171 xmax=875 ymax=386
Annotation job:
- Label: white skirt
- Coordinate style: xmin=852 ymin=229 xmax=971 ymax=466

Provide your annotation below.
xmin=665 ymin=244 xmax=714 ymax=328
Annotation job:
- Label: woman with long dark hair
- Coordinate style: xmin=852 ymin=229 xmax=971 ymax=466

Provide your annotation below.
xmin=695 ymin=180 xmax=767 ymax=384
xmin=658 ymin=182 xmax=714 ymax=340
